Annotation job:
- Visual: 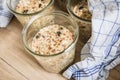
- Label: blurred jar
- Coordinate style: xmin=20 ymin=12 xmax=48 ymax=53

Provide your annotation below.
xmin=55 ymin=0 xmax=67 ymax=12
xmin=6 ymin=0 xmax=54 ymax=26
xmin=22 ymin=11 xmax=79 ymax=73
xmin=67 ymin=0 xmax=92 ymax=44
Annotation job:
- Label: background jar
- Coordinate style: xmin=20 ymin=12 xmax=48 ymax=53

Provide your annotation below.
xmin=67 ymin=0 xmax=91 ymax=44
xmin=22 ymin=11 xmax=79 ymax=73
xmin=55 ymin=0 xmax=67 ymax=12
xmin=7 ymin=0 xmax=54 ymax=26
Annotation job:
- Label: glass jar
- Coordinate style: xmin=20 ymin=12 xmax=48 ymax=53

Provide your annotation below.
xmin=6 ymin=0 xmax=54 ymax=26
xmin=55 ymin=0 xmax=67 ymax=12
xmin=22 ymin=11 xmax=79 ymax=73
xmin=67 ymin=0 xmax=91 ymax=44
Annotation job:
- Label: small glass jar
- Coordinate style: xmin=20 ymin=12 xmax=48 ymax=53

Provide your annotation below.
xmin=6 ymin=0 xmax=54 ymax=26
xmin=22 ymin=11 xmax=79 ymax=73
xmin=67 ymin=0 xmax=91 ymax=44
xmin=55 ymin=0 xmax=67 ymax=12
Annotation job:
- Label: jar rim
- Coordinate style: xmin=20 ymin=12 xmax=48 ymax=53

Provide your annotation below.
xmin=67 ymin=0 xmax=91 ymax=24
xmin=22 ymin=11 xmax=79 ymax=57
xmin=6 ymin=0 xmax=54 ymax=16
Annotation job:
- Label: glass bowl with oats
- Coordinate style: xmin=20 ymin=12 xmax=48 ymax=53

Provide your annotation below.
xmin=7 ymin=0 xmax=54 ymax=26
xmin=67 ymin=0 xmax=92 ymax=43
xmin=22 ymin=11 xmax=79 ymax=73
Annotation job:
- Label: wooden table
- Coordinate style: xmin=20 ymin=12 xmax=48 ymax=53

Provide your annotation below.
xmin=0 ymin=17 xmax=120 ymax=80
xmin=0 ymin=17 xmax=68 ymax=80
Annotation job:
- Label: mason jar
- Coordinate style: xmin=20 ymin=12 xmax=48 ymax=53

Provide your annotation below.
xmin=22 ymin=11 xmax=79 ymax=73
xmin=55 ymin=0 xmax=67 ymax=12
xmin=67 ymin=0 xmax=91 ymax=44
xmin=6 ymin=0 xmax=54 ymax=26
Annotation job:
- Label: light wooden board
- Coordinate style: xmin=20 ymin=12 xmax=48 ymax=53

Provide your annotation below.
xmin=0 ymin=18 xmax=66 ymax=80
xmin=0 ymin=58 xmax=27 ymax=80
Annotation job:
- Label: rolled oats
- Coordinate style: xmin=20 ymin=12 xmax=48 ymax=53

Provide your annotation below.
xmin=15 ymin=0 xmax=54 ymax=26
xmin=31 ymin=24 xmax=74 ymax=55
xmin=29 ymin=24 xmax=75 ymax=73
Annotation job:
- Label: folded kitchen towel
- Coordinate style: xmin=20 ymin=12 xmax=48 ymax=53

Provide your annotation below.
xmin=63 ymin=0 xmax=120 ymax=80
xmin=0 ymin=0 xmax=13 ymax=28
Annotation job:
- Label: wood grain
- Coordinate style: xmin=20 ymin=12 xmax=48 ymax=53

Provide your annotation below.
xmin=0 ymin=18 xmax=66 ymax=80
xmin=109 ymin=69 xmax=120 ymax=80
xmin=115 ymin=65 xmax=120 ymax=72
xmin=0 ymin=58 xmax=27 ymax=80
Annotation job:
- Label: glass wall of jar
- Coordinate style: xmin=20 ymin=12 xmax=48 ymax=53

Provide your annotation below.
xmin=6 ymin=0 xmax=54 ymax=26
xmin=67 ymin=0 xmax=92 ymax=44
xmin=55 ymin=0 xmax=67 ymax=12
xmin=22 ymin=11 xmax=79 ymax=73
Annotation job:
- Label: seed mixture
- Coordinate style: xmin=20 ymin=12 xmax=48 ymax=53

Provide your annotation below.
xmin=73 ymin=0 xmax=92 ymax=20
xmin=31 ymin=24 xmax=74 ymax=55
xmin=16 ymin=0 xmax=50 ymax=14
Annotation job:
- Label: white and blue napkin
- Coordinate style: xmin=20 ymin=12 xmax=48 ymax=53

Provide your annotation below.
xmin=63 ymin=0 xmax=120 ymax=80
xmin=0 ymin=0 xmax=13 ymax=28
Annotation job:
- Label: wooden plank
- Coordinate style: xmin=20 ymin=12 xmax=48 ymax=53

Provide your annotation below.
xmin=107 ymin=76 xmax=115 ymax=80
xmin=109 ymin=69 xmax=120 ymax=80
xmin=0 ymin=18 xmax=66 ymax=80
xmin=0 ymin=58 xmax=27 ymax=80
xmin=115 ymin=65 xmax=120 ymax=72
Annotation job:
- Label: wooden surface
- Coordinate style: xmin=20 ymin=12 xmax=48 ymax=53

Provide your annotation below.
xmin=0 ymin=17 xmax=120 ymax=80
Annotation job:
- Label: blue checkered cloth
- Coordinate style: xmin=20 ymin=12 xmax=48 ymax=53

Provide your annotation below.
xmin=0 ymin=0 xmax=13 ymax=28
xmin=63 ymin=0 xmax=120 ymax=80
